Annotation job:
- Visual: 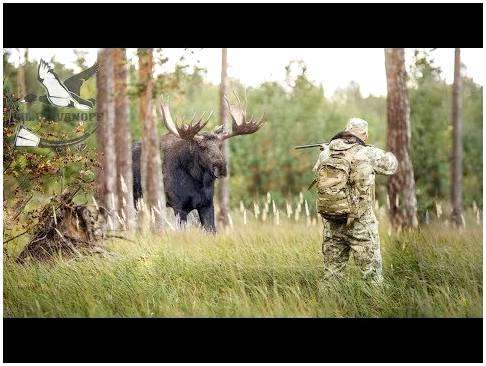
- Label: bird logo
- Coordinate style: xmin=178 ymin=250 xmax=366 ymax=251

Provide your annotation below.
xmin=20 ymin=59 xmax=98 ymax=110
xmin=14 ymin=58 xmax=100 ymax=148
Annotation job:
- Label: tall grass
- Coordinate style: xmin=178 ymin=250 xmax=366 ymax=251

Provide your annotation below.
xmin=4 ymin=212 xmax=482 ymax=317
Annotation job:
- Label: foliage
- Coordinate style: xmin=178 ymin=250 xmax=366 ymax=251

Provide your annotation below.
xmin=409 ymin=51 xmax=452 ymax=216
xmin=409 ymin=50 xmax=483 ymax=218
xmin=462 ymin=77 xmax=483 ymax=207
xmin=2 ymin=85 xmax=98 ymax=240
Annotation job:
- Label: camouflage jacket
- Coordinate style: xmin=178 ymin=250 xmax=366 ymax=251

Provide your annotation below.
xmin=313 ymin=138 xmax=398 ymax=217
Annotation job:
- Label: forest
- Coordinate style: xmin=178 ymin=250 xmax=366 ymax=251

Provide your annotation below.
xmin=3 ymin=48 xmax=483 ymax=317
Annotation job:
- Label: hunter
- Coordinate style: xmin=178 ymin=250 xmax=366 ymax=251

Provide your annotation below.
xmin=313 ymin=118 xmax=398 ymax=284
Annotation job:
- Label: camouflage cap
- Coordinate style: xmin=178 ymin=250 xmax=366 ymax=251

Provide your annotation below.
xmin=345 ymin=117 xmax=368 ymax=136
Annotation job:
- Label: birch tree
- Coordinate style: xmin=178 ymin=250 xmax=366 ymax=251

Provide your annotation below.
xmin=113 ymin=48 xmax=136 ymax=229
xmin=217 ymin=48 xmax=230 ymax=227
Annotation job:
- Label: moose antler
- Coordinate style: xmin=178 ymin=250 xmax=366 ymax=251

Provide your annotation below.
xmin=219 ymin=92 xmax=265 ymax=140
xmin=156 ymin=96 xmax=213 ymax=141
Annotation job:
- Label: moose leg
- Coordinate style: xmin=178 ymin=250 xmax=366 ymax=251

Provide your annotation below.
xmin=173 ymin=209 xmax=188 ymax=229
xmin=197 ymin=205 xmax=216 ymax=233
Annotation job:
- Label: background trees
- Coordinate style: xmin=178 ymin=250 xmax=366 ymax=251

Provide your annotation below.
xmin=2 ymin=48 xmax=483 ymax=232
xmin=409 ymin=51 xmax=451 ymax=215
xmin=385 ymin=48 xmax=418 ymax=229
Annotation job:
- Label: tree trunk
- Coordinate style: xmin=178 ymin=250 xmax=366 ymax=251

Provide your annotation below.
xmin=96 ymin=48 xmax=118 ymax=223
xmin=16 ymin=48 xmax=26 ymax=99
xmin=217 ymin=48 xmax=230 ymax=227
xmin=451 ymin=48 xmax=463 ymax=227
xmin=113 ymin=48 xmax=136 ymax=230
xmin=138 ymin=48 xmax=164 ymax=230
xmin=384 ymin=48 xmax=418 ymax=230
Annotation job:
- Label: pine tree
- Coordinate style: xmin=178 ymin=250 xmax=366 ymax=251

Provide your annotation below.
xmin=16 ymin=48 xmax=27 ymax=99
xmin=138 ymin=48 xmax=164 ymax=230
xmin=384 ymin=48 xmax=418 ymax=229
xmin=96 ymin=48 xmax=118 ymax=221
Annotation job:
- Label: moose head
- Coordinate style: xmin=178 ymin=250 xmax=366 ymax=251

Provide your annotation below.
xmin=156 ymin=93 xmax=265 ymax=180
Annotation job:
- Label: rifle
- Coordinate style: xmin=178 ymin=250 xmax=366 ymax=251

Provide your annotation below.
xmin=294 ymin=143 xmax=327 ymax=150
xmin=295 ymin=131 xmax=369 ymax=151
xmin=295 ymin=134 xmax=369 ymax=151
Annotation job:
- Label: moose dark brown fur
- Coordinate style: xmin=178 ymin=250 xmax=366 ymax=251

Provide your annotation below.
xmin=132 ymin=94 xmax=265 ymax=232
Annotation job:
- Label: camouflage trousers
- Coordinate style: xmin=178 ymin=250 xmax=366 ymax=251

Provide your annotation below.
xmin=321 ymin=208 xmax=383 ymax=284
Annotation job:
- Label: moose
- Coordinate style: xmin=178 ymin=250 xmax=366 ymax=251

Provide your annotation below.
xmin=132 ymin=94 xmax=265 ymax=232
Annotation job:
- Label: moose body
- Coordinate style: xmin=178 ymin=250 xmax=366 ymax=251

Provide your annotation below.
xmin=132 ymin=94 xmax=264 ymax=232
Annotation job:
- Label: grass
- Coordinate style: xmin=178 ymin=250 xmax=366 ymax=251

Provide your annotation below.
xmin=3 ymin=212 xmax=482 ymax=317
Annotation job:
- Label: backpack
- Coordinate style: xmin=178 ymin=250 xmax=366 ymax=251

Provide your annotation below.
xmin=315 ymin=146 xmax=356 ymax=220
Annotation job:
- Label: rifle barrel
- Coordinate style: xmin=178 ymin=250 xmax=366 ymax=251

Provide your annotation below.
xmin=294 ymin=143 xmax=324 ymax=150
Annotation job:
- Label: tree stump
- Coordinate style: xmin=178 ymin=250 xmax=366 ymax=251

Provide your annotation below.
xmin=16 ymin=191 xmax=109 ymax=263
